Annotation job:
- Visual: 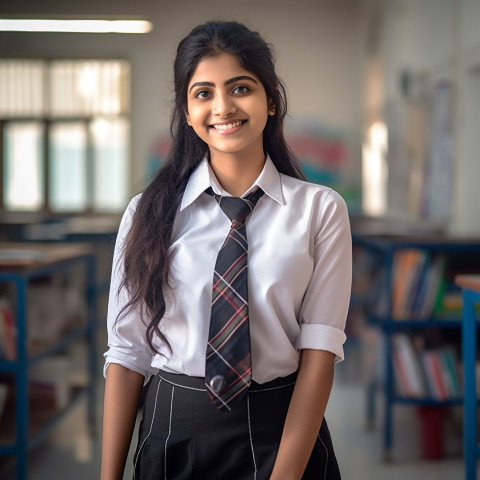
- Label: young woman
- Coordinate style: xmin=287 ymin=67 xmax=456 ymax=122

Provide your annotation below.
xmin=102 ymin=20 xmax=351 ymax=480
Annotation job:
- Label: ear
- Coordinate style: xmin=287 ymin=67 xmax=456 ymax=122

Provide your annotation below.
xmin=185 ymin=112 xmax=192 ymax=126
xmin=268 ymin=99 xmax=276 ymax=116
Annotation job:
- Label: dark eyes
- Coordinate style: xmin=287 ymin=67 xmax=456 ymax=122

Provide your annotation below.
xmin=195 ymin=90 xmax=210 ymax=99
xmin=193 ymin=85 xmax=250 ymax=100
xmin=232 ymin=85 xmax=249 ymax=95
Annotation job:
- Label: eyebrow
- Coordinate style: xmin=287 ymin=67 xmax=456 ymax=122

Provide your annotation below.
xmin=188 ymin=75 xmax=258 ymax=93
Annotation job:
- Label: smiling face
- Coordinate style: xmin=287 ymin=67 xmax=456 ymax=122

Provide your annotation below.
xmin=186 ymin=52 xmax=275 ymax=162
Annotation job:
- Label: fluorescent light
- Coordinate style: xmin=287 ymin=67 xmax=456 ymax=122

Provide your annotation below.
xmin=0 ymin=19 xmax=153 ymax=34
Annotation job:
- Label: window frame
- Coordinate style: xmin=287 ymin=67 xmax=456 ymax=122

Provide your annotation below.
xmin=0 ymin=57 xmax=130 ymax=215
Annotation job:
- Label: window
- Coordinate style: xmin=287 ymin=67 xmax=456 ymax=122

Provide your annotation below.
xmin=0 ymin=59 xmax=130 ymax=213
xmin=4 ymin=122 xmax=44 ymax=211
xmin=49 ymin=122 xmax=87 ymax=212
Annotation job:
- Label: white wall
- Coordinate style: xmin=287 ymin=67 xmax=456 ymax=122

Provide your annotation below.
xmin=366 ymin=0 xmax=480 ymax=232
xmin=455 ymin=0 xmax=480 ymax=233
xmin=0 ymin=0 xmax=364 ymax=198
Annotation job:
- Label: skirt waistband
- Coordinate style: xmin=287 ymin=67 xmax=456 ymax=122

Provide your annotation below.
xmin=156 ymin=370 xmax=297 ymax=392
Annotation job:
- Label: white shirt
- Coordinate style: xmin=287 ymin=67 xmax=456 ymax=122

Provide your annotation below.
xmin=104 ymin=156 xmax=352 ymax=384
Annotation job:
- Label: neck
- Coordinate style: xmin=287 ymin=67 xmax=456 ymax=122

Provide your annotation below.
xmin=209 ymin=150 xmax=265 ymax=197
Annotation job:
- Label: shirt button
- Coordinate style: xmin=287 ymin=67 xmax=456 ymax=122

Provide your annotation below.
xmin=210 ymin=375 xmax=226 ymax=393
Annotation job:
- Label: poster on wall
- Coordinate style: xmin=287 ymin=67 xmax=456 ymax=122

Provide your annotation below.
xmin=286 ymin=125 xmax=346 ymax=185
xmin=384 ymin=74 xmax=454 ymax=223
xmin=286 ymin=122 xmax=359 ymax=209
xmin=422 ymin=80 xmax=454 ymax=221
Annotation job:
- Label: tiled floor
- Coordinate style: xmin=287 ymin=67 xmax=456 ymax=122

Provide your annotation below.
xmin=0 ymin=356 xmax=467 ymax=479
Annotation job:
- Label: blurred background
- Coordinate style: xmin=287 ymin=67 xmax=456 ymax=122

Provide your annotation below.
xmin=0 ymin=0 xmax=479 ymax=479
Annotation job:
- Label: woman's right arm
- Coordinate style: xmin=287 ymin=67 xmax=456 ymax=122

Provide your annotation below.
xmin=101 ymin=363 xmax=145 ymax=480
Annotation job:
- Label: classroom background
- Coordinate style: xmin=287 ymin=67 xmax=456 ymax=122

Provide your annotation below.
xmin=1 ymin=0 xmax=480 ymax=479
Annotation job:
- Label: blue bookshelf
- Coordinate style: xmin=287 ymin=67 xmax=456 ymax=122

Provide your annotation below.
xmin=456 ymin=275 xmax=480 ymax=480
xmin=0 ymin=243 xmax=97 ymax=480
xmin=352 ymin=232 xmax=480 ymax=461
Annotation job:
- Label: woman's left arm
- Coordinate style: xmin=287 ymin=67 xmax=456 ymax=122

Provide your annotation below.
xmin=269 ymin=348 xmax=335 ymax=480
xmin=269 ymin=190 xmax=351 ymax=480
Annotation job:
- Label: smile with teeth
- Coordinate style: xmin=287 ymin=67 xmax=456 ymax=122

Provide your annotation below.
xmin=211 ymin=120 xmax=245 ymax=131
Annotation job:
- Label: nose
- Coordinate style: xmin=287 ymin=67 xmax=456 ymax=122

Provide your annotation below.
xmin=212 ymin=92 xmax=236 ymax=117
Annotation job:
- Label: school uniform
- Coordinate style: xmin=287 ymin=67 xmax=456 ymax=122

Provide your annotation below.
xmin=104 ymin=155 xmax=352 ymax=479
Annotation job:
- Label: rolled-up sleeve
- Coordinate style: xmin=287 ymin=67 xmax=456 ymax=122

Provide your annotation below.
xmin=296 ymin=189 xmax=352 ymax=362
xmin=103 ymin=195 xmax=157 ymax=383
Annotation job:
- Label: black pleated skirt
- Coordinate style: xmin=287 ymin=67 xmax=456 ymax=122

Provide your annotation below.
xmin=133 ymin=370 xmax=341 ymax=480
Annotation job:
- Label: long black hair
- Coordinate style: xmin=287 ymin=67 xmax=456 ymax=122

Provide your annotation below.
xmin=118 ymin=20 xmax=305 ymax=353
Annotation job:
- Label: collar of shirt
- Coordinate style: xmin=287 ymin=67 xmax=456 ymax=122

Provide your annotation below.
xmin=179 ymin=155 xmax=286 ymax=212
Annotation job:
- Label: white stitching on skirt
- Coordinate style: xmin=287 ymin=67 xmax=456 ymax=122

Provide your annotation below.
xmin=247 ymin=395 xmax=258 ymax=480
xmin=133 ymin=379 xmax=162 ymax=478
xmin=159 ymin=375 xmax=206 ymax=391
xmin=249 ymin=382 xmax=296 ymax=393
xmin=164 ymin=386 xmax=175 ymax=480
xmin=318 ymin=431 xmax=329 ymax=480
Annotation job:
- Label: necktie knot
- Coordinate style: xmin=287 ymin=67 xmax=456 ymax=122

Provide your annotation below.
xmin=206 ymin=187 xmax=264 ymax=225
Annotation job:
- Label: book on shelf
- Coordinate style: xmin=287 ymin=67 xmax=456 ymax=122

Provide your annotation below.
xmin=420 ymin=256 xmax=447 ymax=318
xmin=441 ymin=348 xmax=461 ymax=397
xmin=421 ymin=350 xmax=449 ymax=400
xmin=385 ymin=249 xmax=447 ymax=320
xmin=392 ymin=334 xmax=462 ymax=400
xmin=392 ymin=250 xmax=424 ymax=319
xmin=392 ymin=334 xmax=427 ymax=397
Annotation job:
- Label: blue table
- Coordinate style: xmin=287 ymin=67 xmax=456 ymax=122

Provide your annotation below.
xmin=456 ymin=275 xmax=480 ymax=480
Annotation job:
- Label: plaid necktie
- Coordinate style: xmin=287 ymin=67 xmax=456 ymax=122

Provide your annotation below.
xmin=205 ymin=187 xmax=264 ymax=411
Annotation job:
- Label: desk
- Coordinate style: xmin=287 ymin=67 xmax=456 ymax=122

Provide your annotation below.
xmin=455 ymin=275 xmax=480 ymax=480
xmin=0 ymin=243 xmax=97 ymax=480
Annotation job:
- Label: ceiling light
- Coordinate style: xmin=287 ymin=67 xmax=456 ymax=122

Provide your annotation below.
xmin=0 ymin=18 xmax=153 ymax=34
